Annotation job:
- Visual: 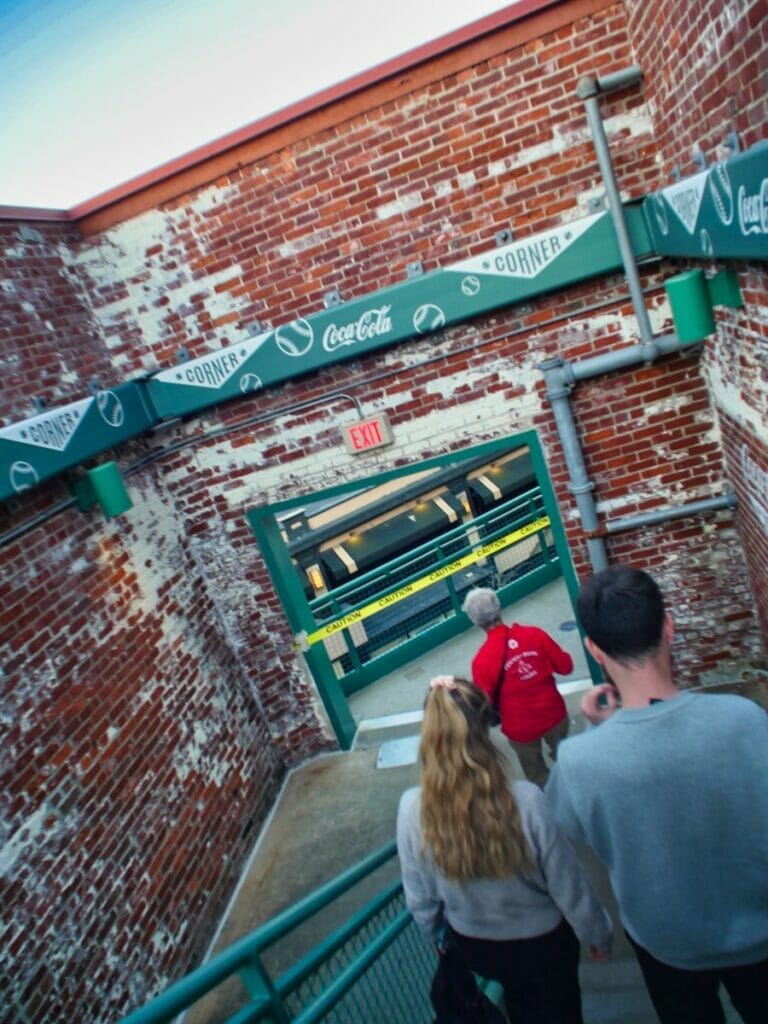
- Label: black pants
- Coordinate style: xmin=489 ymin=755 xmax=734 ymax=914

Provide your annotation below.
xmin=450 ymin=916 xmax=583 ymax=1024
xmin=628 ymin=933 xmax=768 ymax=1024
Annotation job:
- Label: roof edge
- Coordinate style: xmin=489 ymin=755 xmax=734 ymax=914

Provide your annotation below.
xmin=0 ymin=204 xmax=71 ymax=222
xmin=70 ymin=0 xmax=560 ymax=218
xmin=0 ymin=0 xmax=609 ymax=230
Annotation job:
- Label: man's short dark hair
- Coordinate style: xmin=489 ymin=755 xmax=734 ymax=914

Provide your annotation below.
xmin=577 ymin=565 xmax=666 ymax=663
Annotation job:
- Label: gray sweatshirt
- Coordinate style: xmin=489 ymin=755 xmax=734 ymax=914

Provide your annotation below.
xmin=396 ymin=779 xmax=612 ymax=948
xmin=546 ymin=691 xmax=768 ymax=970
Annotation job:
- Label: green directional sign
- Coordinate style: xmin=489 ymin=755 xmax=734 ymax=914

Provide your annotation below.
xmin=146 ymin=205 xmax=652 ymax=419
xmin=0 ymin=382 xmax=156 ymax=503
xmin=642 ymin=142 xmax=768 ymax=261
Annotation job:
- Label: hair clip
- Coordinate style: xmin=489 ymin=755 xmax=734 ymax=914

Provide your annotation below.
xmin=430 ymin=675 xmax=457 ymax=690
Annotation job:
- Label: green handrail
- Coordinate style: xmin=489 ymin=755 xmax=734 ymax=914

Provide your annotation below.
xmin=119 ymin=836 xmax=508 ymax=1024
xmin=275 ymin=880 xmax=403 ymax=995
xmin=120 ymin=841 xmax=400 ymax=1024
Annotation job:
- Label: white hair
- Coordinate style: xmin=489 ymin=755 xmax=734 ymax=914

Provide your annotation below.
xmin=462 ymin=587 xmax=502 ymax=630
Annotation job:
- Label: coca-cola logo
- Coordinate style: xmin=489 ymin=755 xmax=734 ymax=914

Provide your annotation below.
xmin=322 ymin=305 xmax=393 ymax=352
xmin=737 ymin=179 xmax=768 ymax=236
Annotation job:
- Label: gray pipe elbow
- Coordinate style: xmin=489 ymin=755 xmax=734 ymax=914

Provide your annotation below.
xmin=538 ymin=356 xmax=575 ymax=398
xmin=576 ymin=75 xmax=599 ymax=99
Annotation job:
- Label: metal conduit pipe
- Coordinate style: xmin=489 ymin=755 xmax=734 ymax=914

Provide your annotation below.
xmin=540 ymin=356 xmax=609 ymax=572
xmin=566 ymin=332 xmax=701 ymax=385
xmin=535 ymin=63 xmax=730 ymax=573
xmin=576 ymin=65 xmax=658 ymax=363
xmin=603 ymin=493 xmax=737 ymax=536
xmin=0 ymin=391 xmax=364 ymax=548
xmin=539 ymin=334 xmax=736 ymax=573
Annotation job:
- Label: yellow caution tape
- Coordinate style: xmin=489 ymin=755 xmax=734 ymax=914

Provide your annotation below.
xmin=306 ymin=516 xmax=550 ymax=645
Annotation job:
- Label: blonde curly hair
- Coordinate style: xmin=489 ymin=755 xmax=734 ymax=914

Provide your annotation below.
xmin=420 ymin=677 xmax=533 ymax=881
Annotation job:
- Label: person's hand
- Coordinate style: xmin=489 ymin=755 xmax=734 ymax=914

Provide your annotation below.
xmin=589 ymin=945 xmax=611 ymax=962
xmin=581 ymin=683 xmax=619 ymax=725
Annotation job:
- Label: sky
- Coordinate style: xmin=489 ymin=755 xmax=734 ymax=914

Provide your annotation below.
xmin=0 ymin=0 xmax=522 ymax=209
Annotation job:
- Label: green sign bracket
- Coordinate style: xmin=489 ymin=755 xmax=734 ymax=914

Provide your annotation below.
xmin=665 ymin=266 xmax=744 ymax=343
xmin=643 ymin=141 xmax=768 ymax=261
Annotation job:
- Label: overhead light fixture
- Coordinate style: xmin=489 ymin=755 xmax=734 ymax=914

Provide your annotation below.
xmin=307 ymin=566 xmax=325 ymax=591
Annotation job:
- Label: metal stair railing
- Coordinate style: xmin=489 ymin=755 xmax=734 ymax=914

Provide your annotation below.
xmin=119 ymin=841 xmax=438 ymax=1024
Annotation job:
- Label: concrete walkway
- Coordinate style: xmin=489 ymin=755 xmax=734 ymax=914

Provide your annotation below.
xmin=184 ymin=580 xmax=758 ymax=1023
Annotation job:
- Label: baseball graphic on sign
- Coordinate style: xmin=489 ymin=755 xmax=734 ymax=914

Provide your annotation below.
xmin=239 ymin=372 xmax=263 ymax=394
xmin=96 ymin=390 xmax=124 ymax=428
xmin=413 ymin=304 xmax=446 ymax=334
xmin=275 ymin=318 xmax=314 ymax=357
xmin=652 ymin=194 xmax=669 ymax=235
xmin=10 ymin=461 xmax=40 ymax=493
xmin=699 ymin=228 xmax=715 ymax=257
xmin=708 ymin=163 xmax=734 ymax=226
xmin=461 ymin=275 xmax=481 ymax=297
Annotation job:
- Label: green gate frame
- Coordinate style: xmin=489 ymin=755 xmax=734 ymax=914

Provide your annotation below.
xmin=247 ymin=430 xmax=590 ymax=749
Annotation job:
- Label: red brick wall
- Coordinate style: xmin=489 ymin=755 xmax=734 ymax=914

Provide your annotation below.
xmin=624 ymin=0 xmax=768 ymax=640
xmin=0 ymin=222 xmax=110 ymax=411
xmin=0 ymin=228 xmax=295 ymax=1019
xmin=1 ymin=1 xmax=766 ymax=1019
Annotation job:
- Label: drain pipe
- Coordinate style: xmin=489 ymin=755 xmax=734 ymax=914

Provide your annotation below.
xmin=603 ymin=492 xmax=737 ymax=536
xmin=540 ymin=356 xmax=609 ymax=572
xmin=577 ymin=65 xmax=658 ymax=363
xmin=537 ymin=63 xmax=722 ymax=573
xmin=539 ymin=331 xmax=733 ymax=573
xmin=569 ymin=331 xmax=701 ymax=383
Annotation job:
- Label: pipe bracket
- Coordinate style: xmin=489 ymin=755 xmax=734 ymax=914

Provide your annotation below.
xmin=569 ymin=480 xmax=596 ymax=496
xmin=583 ymin=524 xmax=609 ymax=539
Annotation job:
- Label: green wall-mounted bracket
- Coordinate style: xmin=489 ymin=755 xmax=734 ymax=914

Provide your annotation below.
xmin=665 ymin=266 xmax=745 ymax=343
xmin=664 ymin=270 xmax=716 ymax=342
xmin=706 ymin=267 xmax=743 ymax=309
xmin=70 ymin=461 xmax=133 ymax=518
xmin=71 ymin=473 xmax=98 ymax=512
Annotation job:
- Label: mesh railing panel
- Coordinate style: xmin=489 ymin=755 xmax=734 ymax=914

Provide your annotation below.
xmin=281 ymin=893 xmax=435 ymax=1023
xmin=324 ymin=525 xmax=556 ymax=675
xmin=313 ymin=494 xmax=548 ymax=615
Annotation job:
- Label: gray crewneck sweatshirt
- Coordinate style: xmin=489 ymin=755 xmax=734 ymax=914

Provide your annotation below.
xmin=546 ymin=691 xmax=768 ymax=970
xmin=396 ymin=779 xmax=612 ymax=948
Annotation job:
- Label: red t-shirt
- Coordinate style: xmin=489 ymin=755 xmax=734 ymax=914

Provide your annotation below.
xmin=471 ymin=622 xmax=573 ymax=742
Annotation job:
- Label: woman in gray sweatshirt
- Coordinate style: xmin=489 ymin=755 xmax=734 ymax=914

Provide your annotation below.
xmin=396 ymin=676 xmax=612 ymax=1023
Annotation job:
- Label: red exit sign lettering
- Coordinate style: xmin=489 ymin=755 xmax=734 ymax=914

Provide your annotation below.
xmin=342 ymin=414 xmax=394 ymax=454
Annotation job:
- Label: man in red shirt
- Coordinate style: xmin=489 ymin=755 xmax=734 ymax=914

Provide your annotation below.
xmin=463 ymin=587 xmax=573 ymax=786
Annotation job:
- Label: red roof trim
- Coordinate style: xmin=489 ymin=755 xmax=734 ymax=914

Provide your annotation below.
xmin=0 ymin=204 xmax=72 ymax=222
xmin=0 ymin=1 xmax=557 ymax=224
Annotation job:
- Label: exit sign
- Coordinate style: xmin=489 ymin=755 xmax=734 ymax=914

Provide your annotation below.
xmin=342 ymin=414 xmax=394 ymax=454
